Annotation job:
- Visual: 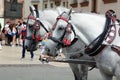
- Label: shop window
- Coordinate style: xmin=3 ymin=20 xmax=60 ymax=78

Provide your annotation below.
xmin=63 ymin=2 xmax=65 ymax=7
xmin=10 ymin=0 xmax=17 ymax=11
xmin=80 ymin=0 xmax=89 ymax=7
xmin=50 ymin=3 xmax=53 ymax=8
xmin=54 ymin=0 xmax=61 ymax=6
xmin=66 ymin=2 xmax=68 ymax=8
xmin=70 ymin=0 xmax=78 ymax=8
xmin=45 ymin=4 xmax=47 ymax=8
xmin=103 ymin=0 xmax=117 ymax=4
xmin=33 ymin=4 xmax=38 ymax=10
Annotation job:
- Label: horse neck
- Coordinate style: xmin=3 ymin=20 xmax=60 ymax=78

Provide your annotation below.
xmin=71 ymin=13 xmax=106 ymax=45
xmin=36 ymin=10 xmax=58 ymax=36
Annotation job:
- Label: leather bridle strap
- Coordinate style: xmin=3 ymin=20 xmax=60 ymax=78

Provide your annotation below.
xmin=39 ymin=21 xmax=49 ymax=33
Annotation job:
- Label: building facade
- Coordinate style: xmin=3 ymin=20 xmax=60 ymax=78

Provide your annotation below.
xmin=4 ymin=0 xmax=23 ymax=19
xmin=0 ymin=0 xmax=24 ymax=28
xmin=0 ymin=0 xmax=120 ymax=23
xmin=23 ymin=0 xmax=120 ymax=19
xmin=70 ymin=0 xmax=120 ymax=19
xmin=0 ymin=0 xmax=23 ymax=28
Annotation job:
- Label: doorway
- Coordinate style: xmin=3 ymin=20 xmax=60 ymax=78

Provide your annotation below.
xmin=91 ymin=0 xmax=97 ymax=13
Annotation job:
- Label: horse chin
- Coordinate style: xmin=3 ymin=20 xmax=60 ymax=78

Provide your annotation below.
xmin=48 ymin=51 xmax=58 ymax=57
xmin=44 ymin=39 xmax=59 ymax=57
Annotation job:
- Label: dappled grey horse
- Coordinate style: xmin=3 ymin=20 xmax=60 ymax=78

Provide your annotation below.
xmin=42 ymin=8 xmax=120 ymax=80
xmin=25 ymin=6 xmax=89 ymax=80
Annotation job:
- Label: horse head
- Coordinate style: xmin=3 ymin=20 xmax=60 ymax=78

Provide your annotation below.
xmin=43 ymin=8 xmax=77 ymax=57
xmin=25 ymin=5 xmax=43 ymax=51
xmin=25 ymin=6 xmax=63 ymax=51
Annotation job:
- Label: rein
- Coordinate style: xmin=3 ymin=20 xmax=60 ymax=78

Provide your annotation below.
xmin=49 ymin=13 xmax=78 ymax=48
xmin=26 ymin=10 xmax=49 ymax=42
xmin=26 ymin=13 xmax=41 ymax=42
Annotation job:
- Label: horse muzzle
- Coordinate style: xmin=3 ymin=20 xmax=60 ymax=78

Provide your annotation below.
xmin=44 ymin=46 xmax=58 ymax=57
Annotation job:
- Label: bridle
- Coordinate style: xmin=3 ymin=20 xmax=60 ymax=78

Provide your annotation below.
xmin=26 ymin=10 xmax=49 ymax=43
xmin=48 ymin=12 xmax=78 ymax=48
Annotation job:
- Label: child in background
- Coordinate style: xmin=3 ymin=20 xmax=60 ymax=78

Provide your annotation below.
xmin=39 ymin=34 xmax=49 ymax=63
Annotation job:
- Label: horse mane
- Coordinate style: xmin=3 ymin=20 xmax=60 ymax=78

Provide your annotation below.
xmin=71 ymin=12 xmax=106 ymax=30
xmin=67 ymin=12 xmax=106 ymax=45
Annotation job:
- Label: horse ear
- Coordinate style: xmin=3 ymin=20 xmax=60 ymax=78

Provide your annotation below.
xmin=29 ymin=6 xmax=33 ymax=13
xmin=29 ymin=5 xmax=37 ymax=17
xmin=68 ymin=8 xmax=72 ymax=16
xmin=29 ymin=5 xmax=35 ymax=13
xmin=56 ymin=7 xmax=70 ymax=15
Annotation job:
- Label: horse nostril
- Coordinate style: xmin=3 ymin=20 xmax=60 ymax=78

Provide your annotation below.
xmin=45 ymin=48 xmax=50 ymax=52
xmin=55 ymin=54 xmax=58 ymax=57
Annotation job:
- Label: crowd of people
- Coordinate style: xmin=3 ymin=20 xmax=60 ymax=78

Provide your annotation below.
xmin=2 ymin=20 xmax=24 ymax=47
xmin=0 ymin=20 xmax=34 ymax=60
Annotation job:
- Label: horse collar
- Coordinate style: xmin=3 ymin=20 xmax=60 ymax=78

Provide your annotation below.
xmin=85 ymin=10 xmax=117 ymax=56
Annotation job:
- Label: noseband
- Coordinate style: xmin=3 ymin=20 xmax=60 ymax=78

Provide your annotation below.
xmin=26 ymin=12 xmax=49 ymax=43
xmin=26 ymin=14 xmax=41 ymax=42
xmin=49 ymin=13 xmax=78 ymax=48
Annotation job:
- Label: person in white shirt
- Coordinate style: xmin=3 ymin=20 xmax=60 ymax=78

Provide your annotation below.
xmin=4 ymin=21 xmax=11 ymax=45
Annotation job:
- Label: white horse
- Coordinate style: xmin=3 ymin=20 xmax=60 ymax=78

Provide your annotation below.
xmin=25 ymin=5 xmax=58 ymax=51
xmin=25 ymin=6 xmax=89 ymax=80
xmin=42 ymin=8 xmax=120 ymax=80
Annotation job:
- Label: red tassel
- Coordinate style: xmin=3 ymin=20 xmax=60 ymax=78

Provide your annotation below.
xmin=66 ymin=40 xmax=71 ymax=45
xmin=36 ymin=35 xmax=41 ymax=41
xmin=63 ymin=38 xmax=71 ymax=46
xmin=63 ymin=38 xmax=67 ymax=43
xmin=32 ymin=35 xmax=35 ymax=39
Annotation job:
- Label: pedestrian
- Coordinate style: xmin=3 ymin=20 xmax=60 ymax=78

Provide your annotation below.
xmin=7 ymin=23 xmax=13 ymax=46
xmin=3 ymin=20 xmax=11 ymax=45
xmin=39 ymin=33 xmax=50 ymax=63
xmin=0 ymin=23 xmax=3 ymax=49
xmin=11 ymin=23 xmax=17 ymax=47
xmin=16 ymin=21 xmax=22 ymax=46
xmin=20 ymin=22 xmax=34 ymax=60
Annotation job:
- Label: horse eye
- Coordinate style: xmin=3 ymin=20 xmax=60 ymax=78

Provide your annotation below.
xmin=58 ymin=27 xmax=64 ymax=30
